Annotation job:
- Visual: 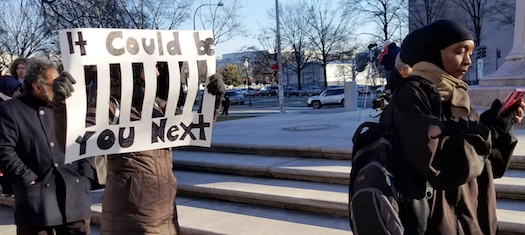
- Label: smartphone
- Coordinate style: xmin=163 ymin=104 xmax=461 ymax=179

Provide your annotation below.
xmin=499 ymin=88 xmax=525 ymax=116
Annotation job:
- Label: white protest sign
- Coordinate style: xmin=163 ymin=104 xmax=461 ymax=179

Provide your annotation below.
xmin=59 ymin=28 xmax=217 ymax=163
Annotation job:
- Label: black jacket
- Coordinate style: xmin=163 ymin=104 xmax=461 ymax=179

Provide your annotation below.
xmin=390 ymin=77 xmax=516 ymax=234
xmin=381 ymin=43 xmax=400 ymax=71
xmin=0 ymin=94 xmax=93 ymax=227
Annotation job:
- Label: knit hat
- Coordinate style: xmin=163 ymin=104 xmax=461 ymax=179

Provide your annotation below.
xmin=395 ymin=54 xmax=409 ymax=69
xmin=400 ymin=20 xmax=473 ymax=69
xmin=0 ymin=77 xmax=22 ymax=97
xmin=383 ymin=40 xmax=392 ymax=47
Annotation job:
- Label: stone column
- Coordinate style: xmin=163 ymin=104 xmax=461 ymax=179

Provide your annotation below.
xmin=480 ymin=0 xmax=525 ymax=86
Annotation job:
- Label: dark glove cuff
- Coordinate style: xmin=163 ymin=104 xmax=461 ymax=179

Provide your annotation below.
xmin=491 ymin=116 xmax=514 ymax=139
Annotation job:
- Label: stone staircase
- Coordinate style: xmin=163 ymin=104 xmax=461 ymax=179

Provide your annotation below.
xmin=166 ymin=144 xmax=525 ymax=235
xmin=1 ymin=143 xmax=524 ymax=234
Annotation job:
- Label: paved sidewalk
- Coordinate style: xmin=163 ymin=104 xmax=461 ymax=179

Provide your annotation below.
xmin=0 ymin=108 xmax=523 ymax=233
xmin=210 ymin=108 xmax=525 ymax=157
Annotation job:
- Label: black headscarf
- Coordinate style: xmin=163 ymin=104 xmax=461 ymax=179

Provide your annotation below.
xmin=400 ymin=20 xmax=474 ymax=69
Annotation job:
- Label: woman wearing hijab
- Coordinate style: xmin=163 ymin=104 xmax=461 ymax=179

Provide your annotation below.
xmin=389 ymin=20 xmax=524 ymax=235
xmin=0 ymin=76 xmax=22 ymax=102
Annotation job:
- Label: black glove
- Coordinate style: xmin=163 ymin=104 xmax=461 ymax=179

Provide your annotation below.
xmin=206 ymin=74 xmax=225 ymax=96
xmin=52 ymin=71 xmax=76 ymax=103
xmin=480 ymin=99 xmax=516 ymax=139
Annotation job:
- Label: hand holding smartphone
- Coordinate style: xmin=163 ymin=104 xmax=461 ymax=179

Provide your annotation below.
xmin=499 ymin=88 xmax=525 ymax=117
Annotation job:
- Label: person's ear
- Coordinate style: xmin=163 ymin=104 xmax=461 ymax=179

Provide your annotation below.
xmin=32 ymin=82 xmax=42 ymax=94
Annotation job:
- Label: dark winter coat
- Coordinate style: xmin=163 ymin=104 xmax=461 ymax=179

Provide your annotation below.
xmin=83 ymin=95 xmax=178 ymax=235
xmin=381 ymin=43 xmax=401 ymax=71
xmin=390 ymin=78 xmax=516 ymax=235
xmin=101 ymin=148 xmax=177 ymax=235
xmin=0 ymin=94 xmax=93 ymax=227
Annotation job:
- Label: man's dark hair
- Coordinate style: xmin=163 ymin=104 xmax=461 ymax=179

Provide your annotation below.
xmin=23 ymin=58 xmax=56 ymax=93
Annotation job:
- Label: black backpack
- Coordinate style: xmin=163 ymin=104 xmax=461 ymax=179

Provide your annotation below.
xmin=348 ymin=117 xmax=402 ymax=235
xmin=348 ymin=77 xmax=438 ymax=235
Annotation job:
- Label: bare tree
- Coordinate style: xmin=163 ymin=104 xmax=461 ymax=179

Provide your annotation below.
xmin=39 ymin=0 xmax=133 ymax=29
xmin=39 ymin=0 xmax=193 ymax=30
xmin=450 ymin=0 xmax=489 ymax=47
xmin=278 ymin=1 xmax=316 ymax=89
xmin=243 ymin=46 xmax=277 ymax=85
xmin=255 ymin=24 xmax=298 ymax=85
xmin=195 ymin=0 xmax=246 ymax=45
xmin=408 ymin=0 xmax=447 ymax=29
xmin=0 ymin=0 xmax=53 ymax=72
xmin=306 ymin=0 xmax=358 ymax=87
xmin=486 ymin=0 xmax=515 ymax=27
xmin=347 ymin=0 xmax=406 ymax=42
xmin=119 ymin=0 xmax=193 ymax=29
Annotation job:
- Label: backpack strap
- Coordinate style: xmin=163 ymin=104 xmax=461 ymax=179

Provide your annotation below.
xmin=352 ymin=122 xmax=381 ymax=144
xmin=387 ymin=76 xmax=440 ymax=200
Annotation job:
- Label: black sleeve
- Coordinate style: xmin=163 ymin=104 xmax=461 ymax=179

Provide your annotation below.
xmin=392 ymin=80 xmax=490 ymax=189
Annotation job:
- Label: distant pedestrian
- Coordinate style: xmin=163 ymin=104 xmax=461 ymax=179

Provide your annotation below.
xmin=222 ymin=94 xmax=230 ymax=115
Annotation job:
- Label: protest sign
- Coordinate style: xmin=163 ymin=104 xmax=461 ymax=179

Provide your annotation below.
xmin=59 ymin=28 xmax=216 ymax=163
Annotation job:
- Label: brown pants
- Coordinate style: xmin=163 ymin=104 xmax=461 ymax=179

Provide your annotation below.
xmin=17 ymin=219 xmax=90 ymax=235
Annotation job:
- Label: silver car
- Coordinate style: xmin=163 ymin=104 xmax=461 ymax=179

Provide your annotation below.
xmin=226 ymin=90 xmax=245 ymax=105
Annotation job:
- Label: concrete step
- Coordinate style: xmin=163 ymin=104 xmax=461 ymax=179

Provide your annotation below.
xmin=0 ymin=191 xmax=351 ymax=235
xmin=88 ymin=191 xmax=352 ymax=235
xmin=174 ymin=170 xmax=349 ymax=217
xmin=174 ymin=196 xmax=352 ymax=235
xmin=173 ymin=150 xmax=525 ymax=201
xmin=173 ymin=150 xmax=351 ymax=184
xmin=179 ymin=144 xmax=525 ymax=170
xmin=84 ymin=191 xmax=525 ymax=235
xmin=0 ymin=181 xmax=523 ymax=234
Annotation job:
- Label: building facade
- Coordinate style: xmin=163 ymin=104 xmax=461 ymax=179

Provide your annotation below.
xmin=408 ymin=0 xmax=516 ymax=83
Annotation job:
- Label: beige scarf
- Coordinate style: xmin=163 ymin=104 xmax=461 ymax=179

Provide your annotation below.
xmin=411 ymin=62 xmax=470 ymax=117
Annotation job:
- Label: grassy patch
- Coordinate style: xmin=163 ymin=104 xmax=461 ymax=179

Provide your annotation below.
xmin=216 ymin=115 xmax=256 ymax=122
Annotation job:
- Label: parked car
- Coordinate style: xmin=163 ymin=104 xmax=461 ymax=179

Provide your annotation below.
xmin=268 ymin=85 xmax=279 ymax=96
xmin=237 ymin=87 xmax=256 ymax=96
xmin=307 ymin=87 xmax=345 ymax=109
xmin=259 ymin=86 xmax=271 ymax=96
xmin=302 ymin=86 xmax=322 ymax=96
xmin=283 ymin=87 xmax=299 ymax=97
xmin=235 ymin=88 xmax=245 ymax=96
xmin=325 ymin=85 xmax=343 ymax=89
xmin=226 ymin=90 xmax=245 ymax=105
xmin=247 ymin=87 xmax=256 ymax=96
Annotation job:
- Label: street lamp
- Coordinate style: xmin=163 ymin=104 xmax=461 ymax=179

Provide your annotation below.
xmin=244 ymin=59 xmax=252 ymax=106
xmin=193 ymin=1 xmax=224 ymax=30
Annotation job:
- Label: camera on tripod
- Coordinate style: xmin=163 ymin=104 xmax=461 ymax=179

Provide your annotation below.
xmin=367 ymin=43 xmax=378 ymax=50
xmin=372 ymin=92 xmax=389 ymax=110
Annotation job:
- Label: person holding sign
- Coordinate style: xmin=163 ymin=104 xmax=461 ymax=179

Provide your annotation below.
xmin=52 ymin=63 xmax=225 ymax=235
xmin=0 ymin=58 xmax=93 ymax=234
